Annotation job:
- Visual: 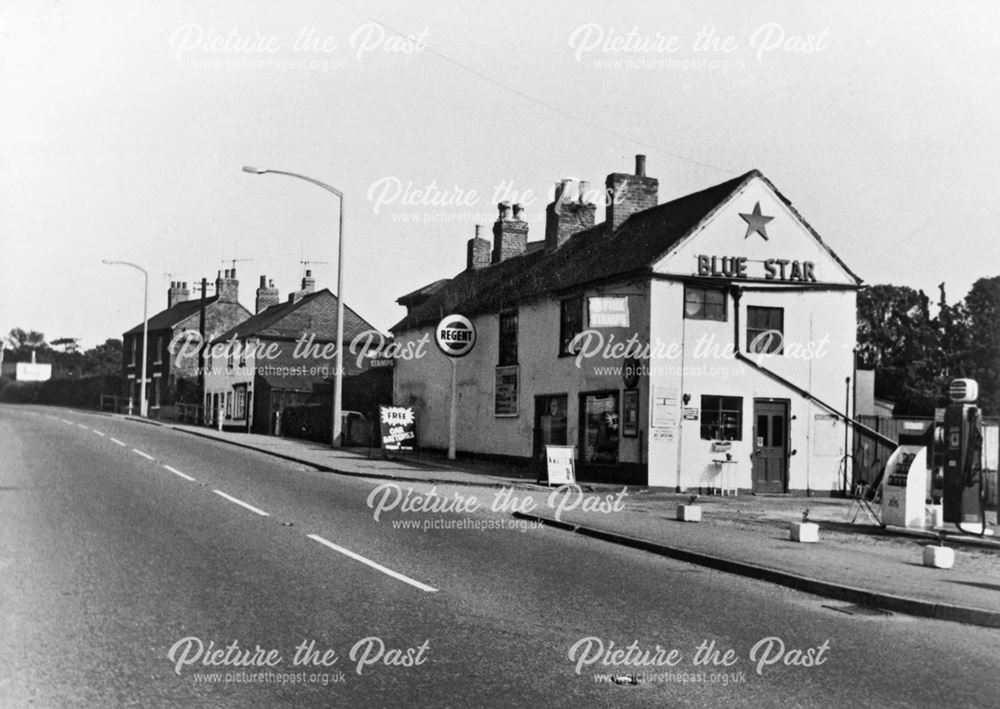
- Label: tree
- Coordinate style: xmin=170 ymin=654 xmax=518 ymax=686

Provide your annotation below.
xmin=958 ymin=276 xmax=1000 ymax=415
xmin=51 ymin=337 xmax=80 ymax=353
xmin=82 ymin=339 xmax=123 ymax=376
xmin=856 ymin=285 xmax=944 ymax=414
xmin=4 ymin=328 xmax=49 ymax=358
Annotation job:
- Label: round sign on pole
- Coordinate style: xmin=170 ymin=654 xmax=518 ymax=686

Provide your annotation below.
xmin=435 ymin=314 xmax=477 ymax=357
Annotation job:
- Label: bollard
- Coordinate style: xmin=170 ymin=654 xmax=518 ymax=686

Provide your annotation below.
xmin=676 ymin=504 xmax=702 ymax=522
xmin=923 ymin=544 xmax=955 ymax=569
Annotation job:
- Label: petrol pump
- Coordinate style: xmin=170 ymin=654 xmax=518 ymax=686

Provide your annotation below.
xmin=941 ymin=379 xmax=989 ymax=535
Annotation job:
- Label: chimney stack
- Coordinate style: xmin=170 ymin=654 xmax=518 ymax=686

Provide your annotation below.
xmin=605 ymin=154 xmax=658 ymax=232
xmin=167 ymin=280 xmax=190 ymax=308
xmin=301 ymin=269 xmax=315 ymax=294
xmin=466 ymin=224 xmax=492 ymax=270
xmin=492 ymin=201 xmax=529 ymax=263
xmin=255 ymin=275 xmax=279 ymax=313
xmin=545 ymin=178 xmax=596 ymax=251
xmin=215 ymin=268 xmax=239 ymax=303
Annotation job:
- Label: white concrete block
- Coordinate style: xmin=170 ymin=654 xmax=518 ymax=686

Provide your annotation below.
xmin=790 ymin=521 xmax=819 ymax=543
xmin=923 ymin=545 xmax=955 ymax=569
xmin=676 ymin=504 xmax=702 ymax=522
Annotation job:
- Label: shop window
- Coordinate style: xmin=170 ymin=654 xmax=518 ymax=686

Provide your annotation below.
xmin=684 ymin=286 xmax=727 ymax=321
xmin=580 ymin=392 xmax=619 ymax=463
xmin=559 ymin=297 xmax=584 ymax=355
xmin=700 ymin=395 xmax=742 ymax=440
xmin=747 ymin=306 xmax=784 ymax=354
xmin=498 ymin=310 xmax=518 ymax=366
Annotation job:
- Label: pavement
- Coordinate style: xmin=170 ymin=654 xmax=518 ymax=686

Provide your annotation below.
xmin=135 ymin=416 xmax=1000 ymax=628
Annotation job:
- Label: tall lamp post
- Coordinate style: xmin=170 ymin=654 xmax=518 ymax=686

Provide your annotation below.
xmin=103 ymin=259 xmax=149 ymax=417
xmin=242 ymin=166 xmax=346 ymax=448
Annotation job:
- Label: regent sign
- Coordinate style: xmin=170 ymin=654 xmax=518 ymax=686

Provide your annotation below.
xmin=435 ymin=314 xmax=477 ymax=357
xmin=696 ymin=255 xmax=817 ymax=282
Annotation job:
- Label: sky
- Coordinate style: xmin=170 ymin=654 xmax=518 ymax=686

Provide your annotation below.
xmin=2 ymin=0 xmax=998 ymax=349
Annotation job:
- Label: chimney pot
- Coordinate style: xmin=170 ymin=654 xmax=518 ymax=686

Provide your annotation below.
xmin=498 ymin=201 xmax=512 ymax=220
xmin=579 ymin=181 xmax=590 ymax=204
xmin=635 ymin=154 xmax=646 ymax=177
xmin=260 ymin=275 xmax=267 ymax=287
xmin=512 ymin=203 xmax=524 ymax=220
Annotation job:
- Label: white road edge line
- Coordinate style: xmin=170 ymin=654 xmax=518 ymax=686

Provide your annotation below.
xmin=132 ymin=449 xmax=155 ymax=461
xmin=306 ymin=534 xmax=439 ymax=593
xmin=212 ymin=490 xmax=270 ymax=517
xmin=110 ymin=438 xmax=126 ymax=447
xmin=93 ymin=430 xmax=106 ymax=437
xmin=163 ymin=465 xmax=195 ymax=482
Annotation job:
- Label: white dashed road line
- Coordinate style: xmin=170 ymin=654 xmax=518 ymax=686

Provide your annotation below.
xmin=93 ymin=430 xmax=106 ymax=437
xmin=61 ymin=418 xmax=73 ymax=424
xmin=163 ymin=465 xmax=195 ymax=482
xmin=213 ymin=490 xmax=270 ymax=517
xmin=132 ymin=449 xmax=155 ymax=461
xmin=306 ymin=534 xmax=439 ymax=593
xmin=110 ymin=438 xmax=126 ymax=447
xmin=76 ymin=423 xmax=89 ymax=429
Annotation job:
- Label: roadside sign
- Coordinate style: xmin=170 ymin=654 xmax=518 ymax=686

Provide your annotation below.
xmin=544 ymin=445 xmax=576 ymax=485
xmin=435 ymin=314 xmax=476 ymax=357
xmin=380 ymin=406 xmax=416 ymax=451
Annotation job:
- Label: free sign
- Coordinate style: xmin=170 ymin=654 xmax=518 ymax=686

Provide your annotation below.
xmin=435 ymin=314 xmax=477 ymax=357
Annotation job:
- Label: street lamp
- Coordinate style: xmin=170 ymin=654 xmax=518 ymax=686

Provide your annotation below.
xmin=103 ymin=259 xmax=149 ymax=417
xmin=242 ymin=166 xmax=347 ymax=448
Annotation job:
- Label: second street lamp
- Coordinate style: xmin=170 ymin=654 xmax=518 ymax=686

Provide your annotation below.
xmin=102 ymin=259 xmax=149 ymax=417
xmin=242 ymin=166 xmax=347 ymax=448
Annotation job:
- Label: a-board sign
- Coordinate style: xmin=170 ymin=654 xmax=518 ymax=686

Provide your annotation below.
xmin=435 ymin=314 xmax=476 ymax=357
xmin=380 ymin=406 xmax=416 ymax=451
xmin=544 ymin=445 xmax=576 ymax=485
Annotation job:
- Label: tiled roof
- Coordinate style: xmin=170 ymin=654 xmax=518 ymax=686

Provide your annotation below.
xmin=124 ymin=296 xmax=220 ymax=335
xmin=215 ymin=289 xmax=378 ymax=342
xmin=391 ymin=170 xmax=763 ymax=333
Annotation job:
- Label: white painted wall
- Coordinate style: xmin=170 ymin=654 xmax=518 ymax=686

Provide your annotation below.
xmin=393 ymin=279 xmax=651 ymax=462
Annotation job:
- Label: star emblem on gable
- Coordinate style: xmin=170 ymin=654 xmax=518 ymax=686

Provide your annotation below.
xmin=739 ymin=202 xmax=774 ymax=240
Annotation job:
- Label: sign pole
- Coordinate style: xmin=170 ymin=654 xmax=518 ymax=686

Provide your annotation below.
xmin=434 ymin=313 xmax=477 ymax=463
xmin=448 ymin=357 xmax=458 ymax=460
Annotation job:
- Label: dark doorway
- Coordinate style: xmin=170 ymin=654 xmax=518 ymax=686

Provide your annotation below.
xmin=753 ymin=399 xmax=788 ymax=493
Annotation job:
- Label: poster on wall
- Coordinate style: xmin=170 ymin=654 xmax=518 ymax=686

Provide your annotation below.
xmin=380 ymin=406 xmax=416 ymax=451
xmin=588 ymin=296 xmax=630 ymax=327
xmin=652 ymin=386 xmax=678 ymax=428
xmin=494 ymin=365 xmax=519 ymax=417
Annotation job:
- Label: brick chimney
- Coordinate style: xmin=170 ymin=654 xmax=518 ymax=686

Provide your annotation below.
xmin=255 ymin=275 xmax=279 ymax=313
xmin=300 ymin=269 xmax=315 ymax=294
xmin=466 ymin=224 xmax=492 ymax=270
xmin=215 ymin=268 xmax=239 ymax=303
xmin=492 ymin=201 xmax=529 ymax=263
xmin=605 ymin=154 xmax=659 ymax=232
xmin=545 ymin=179 xmax=596 ymax=250
xmin=167 ymin=281 xmax=190 ymax=308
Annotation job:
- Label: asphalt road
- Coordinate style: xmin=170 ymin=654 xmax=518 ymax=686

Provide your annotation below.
xmin=1 ymin=404 xmax=997 ymax=708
